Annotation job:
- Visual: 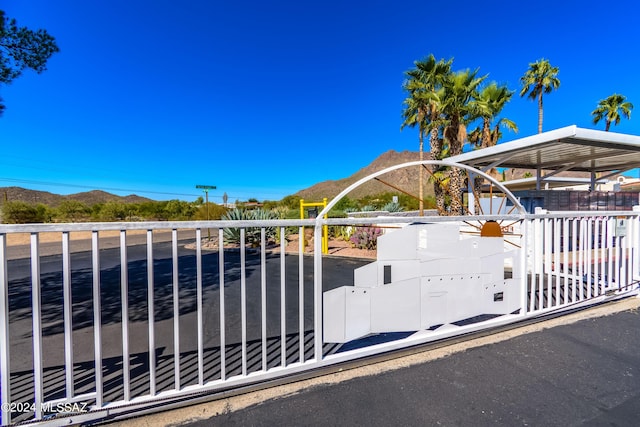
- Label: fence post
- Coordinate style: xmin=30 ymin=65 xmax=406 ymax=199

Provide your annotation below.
xmin=633 ymin=206 xmax=640 ymax=293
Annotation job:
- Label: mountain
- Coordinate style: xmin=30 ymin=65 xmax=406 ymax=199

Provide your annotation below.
xmin=296 ymin=150 xmax=428 ymax=200
xmin=294 ymin=149 xmax=596 ymax=202
xmin=0 ymin=187 xmax=153 ymax=206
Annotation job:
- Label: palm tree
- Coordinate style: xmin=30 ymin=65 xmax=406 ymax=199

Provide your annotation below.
xmin=591 ymin=94 xmax=634 ymax=131
xmin=471 ymin=82 xmax=517 ymax=149
xmin=520 ymin=59 xmax=560 ymax=133
xmin=441 ymin=68 xmax=486 ymax=214
xmin=467 ymin=82 xmax=518 ymax=212
xmin=401 ymin=55 xmax=452 ymax=215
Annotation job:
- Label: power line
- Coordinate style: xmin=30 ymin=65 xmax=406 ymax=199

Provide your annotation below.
xmin=0 ymin=177 xmax=200 ymax=198
xmin=0 ymin=177 xmax=296 ymax=201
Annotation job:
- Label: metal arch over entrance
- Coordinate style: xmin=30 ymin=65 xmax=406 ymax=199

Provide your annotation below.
xmin=315 ymin=160 xmax=526 ymax=219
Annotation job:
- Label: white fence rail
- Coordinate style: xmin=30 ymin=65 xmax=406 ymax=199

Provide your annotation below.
xmin=0 ymin=212 xmax=638 ymax=425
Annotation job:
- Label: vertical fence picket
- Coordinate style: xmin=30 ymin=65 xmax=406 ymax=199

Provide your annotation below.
xmin=172 ymin=229 xmax=180 ymax=390
xmin=313 ymin=223 xmax=323 ymax=361
xmin=30 ymin=233 xmax=44 ymax=419
xmin=260 ymin=229 xmax=267 ymax=371
xmin=240 ymin=229 xmax=247 ymax=376
xmin=544 ymin=217 xmax=552 ymax=307
xmin=147 ymin=230 xmax=156 ymax=395
xmin=62 ymin=232 xmax=74 ymax=399
xmin=585 ymin=217 xmax=595 ymax=298
xmin=608 ymin=218 xmax=615 ymax=290
xmin=571 ymin=218 xmax=582 ymax=302
xmin=0 ymin=234 xmax=11 ymax=425
xmin=592 ymin=218 xmax=600 ymax=297
xmin=120 ymin=230 xmax=130 ymax=401
xmin=280 ymin=227 xmax=286 ymax=367
xmin=600 ymin=219 xmax=606 ymax=294
xmin=218 ymin=228 xmax=226 ymax=381
xmin=92 ymin=231 xmax=103 ymax=407
xmin=537 ymin=216 xmax=544 ymax=310
xmin=298 ymin=226 xmax=305 ymax=363
xmin=579 ymin=219 xmax=586 ymax=301
xmin=627 ymin=218 xmax=634 ymax=289
xmin=529 ymin=217 xmax=538 ymax=312
xmin=562 ymin=218 xmax=569 ymax=303
xmin=196 ymin=229 xmax=204 ymax=385
xmin=553 ymin=219 xmax=561 ymax=305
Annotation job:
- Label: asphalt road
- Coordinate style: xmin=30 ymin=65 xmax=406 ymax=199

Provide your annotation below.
xmin=184 ymin=301 xmax=640 ymax=427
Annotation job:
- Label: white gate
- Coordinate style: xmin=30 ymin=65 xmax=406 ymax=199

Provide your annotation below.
xmin=0 ymin=161 xmax=638 ymax=425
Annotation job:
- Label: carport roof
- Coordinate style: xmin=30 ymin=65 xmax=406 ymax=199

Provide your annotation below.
xmin=447 ymin=125 xmax=640 ymax=175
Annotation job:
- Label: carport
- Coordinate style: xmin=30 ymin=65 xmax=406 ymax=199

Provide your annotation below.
xmin=448 ymin=125 xmax=640 ymax=192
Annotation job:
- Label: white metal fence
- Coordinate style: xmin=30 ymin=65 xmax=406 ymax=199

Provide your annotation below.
xmin=0 ymin=211 xmax=638 ymax=425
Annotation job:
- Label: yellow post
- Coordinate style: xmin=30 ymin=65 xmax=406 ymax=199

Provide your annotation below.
xmin=299 ymin=198 xmax=329 ymax=254
xmin=322 ymin=197 xmax=328 ymax=254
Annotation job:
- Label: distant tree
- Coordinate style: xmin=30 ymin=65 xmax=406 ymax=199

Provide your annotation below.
xmin=520 ymin=58 xmax=560 ymax=133
xmin=136 ymin=201 xmax=164 ymax=220
xmin=55 ymin=200 xmax=91 ymax=222
xmin=194 ymin=202 xmax=227 ymax=220
xmin=591 ymin=94 xmax=634 ymax=131
xmin=96 ymin=201 xmax=128 ymax=221
xmin=1 ymin=200 xmax=49 ymax=223
xmin=280 ymin=195 xmax=302 ymax=210
xmin=163 ymin=199 xmax=196 ymax=220
xmin=0 ymin=10 xmax=59 ymax=114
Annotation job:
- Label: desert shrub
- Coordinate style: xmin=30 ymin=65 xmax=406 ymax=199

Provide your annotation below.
xmin=1 ymin=201 xmax=50 ymax=223
xmin=94 ymin=201 xmax=129 ymax=221
xmin=222 ymin=208 xmax=279 ymax=246
xmin=349 ymin=226 xmax=383 ymax=250
xmin=382 ymin=202 xmax=403 ymax=212
xmin=279 ymin=195 xmax=302 ymax=210
xmin=194 ymin=202 xmax=228 ymax=220
xmin=331 ymin=225 xmax=353 ymax=241
xmin=54 ymin=200 xmax=91 ymax=222
xmin=164 ymin=199 xmax=196 ymax=220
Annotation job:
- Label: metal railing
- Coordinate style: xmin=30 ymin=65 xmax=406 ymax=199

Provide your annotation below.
xmin=0 ymin=211 xmax=638 ymax=425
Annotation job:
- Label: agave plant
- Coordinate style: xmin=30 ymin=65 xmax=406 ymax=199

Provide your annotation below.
xmin=222 ymin=208 xmax=279 ymax=246
xmin=382 ymin=202 xmax=403 ymax=212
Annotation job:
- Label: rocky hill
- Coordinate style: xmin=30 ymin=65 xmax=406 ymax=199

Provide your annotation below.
xmin=294 ymin=149 xmax=596 ymax=201
xmin=296 ymin=150 xmax=429 ymax=200
xmin=0 ymin=187 xmax=152 ymax=206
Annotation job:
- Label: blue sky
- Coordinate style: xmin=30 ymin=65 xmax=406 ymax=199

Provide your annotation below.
xmin=2 ymin=0 xmax=639 ymax=203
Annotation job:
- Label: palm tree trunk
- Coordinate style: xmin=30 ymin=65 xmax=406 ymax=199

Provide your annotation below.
xmin=419 ymin=130 xmax=424 ymax=216
xmin=481 ymin=119 xmax=491 ymax=149
xmin=429 ymin=127 xmax=445 ymax=215
xmin=605 ymin=121 xmax=611 ymax=131
xmin=538 ymin=92 xmax=543 ymax=133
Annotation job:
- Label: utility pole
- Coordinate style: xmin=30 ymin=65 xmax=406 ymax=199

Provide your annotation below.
xmin=196 ymin=185 xmax=216 ymax=238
